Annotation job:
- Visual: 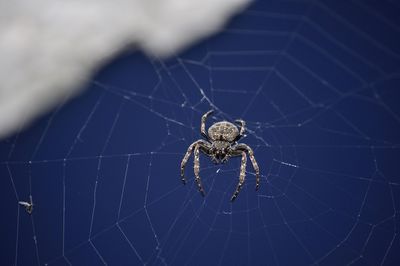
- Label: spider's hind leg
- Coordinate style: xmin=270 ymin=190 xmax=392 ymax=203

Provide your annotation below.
xmin=201 ymin=110 xmax=214 ymax=139
xmin=234 ymin=119 xmax=246 ymax=141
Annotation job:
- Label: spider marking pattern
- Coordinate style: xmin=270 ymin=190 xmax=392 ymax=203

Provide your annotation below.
xmin=181 ymin=110 xmax=260 ymax=201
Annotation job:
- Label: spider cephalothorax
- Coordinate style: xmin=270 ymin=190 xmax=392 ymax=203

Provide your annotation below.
xmin=180 ymin=110 xmax=260 ymax=201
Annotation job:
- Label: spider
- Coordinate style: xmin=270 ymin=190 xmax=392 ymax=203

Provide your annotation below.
xmin=180 ymin=110 xmax=260 ymax=201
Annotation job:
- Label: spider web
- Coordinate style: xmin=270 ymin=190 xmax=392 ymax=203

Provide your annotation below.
xmin=2 ymin=0 xmax=400 ymax=265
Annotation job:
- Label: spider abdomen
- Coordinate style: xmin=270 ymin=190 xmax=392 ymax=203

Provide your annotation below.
xmin=208 ymin=121 xmax=239 ymax=142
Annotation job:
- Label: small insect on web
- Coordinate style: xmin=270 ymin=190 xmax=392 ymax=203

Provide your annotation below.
xmin=180 ymin=110 xmax=260 ymax=201
xmin=18 ymin=195 xmax=34 ymax=215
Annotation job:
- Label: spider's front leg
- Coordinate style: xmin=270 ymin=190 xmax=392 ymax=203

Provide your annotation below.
xmin=180 ymin=140 xmax=211 ymax=195
xmin=194 ymin=144 xmax=206 ymax=196
xmin=232 ymin=143 xmax=260 ymax=193
xmin=181 ymin=142 xmax=197 ymax=184
xmin=231 ymin=151 xmax=247 ymax=202
xmin=248 ymin=148 xmax=260 ymax=190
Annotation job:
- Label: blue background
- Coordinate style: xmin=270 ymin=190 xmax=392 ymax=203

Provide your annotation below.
xmin=1 ymin=0 xmax=400 ymax=265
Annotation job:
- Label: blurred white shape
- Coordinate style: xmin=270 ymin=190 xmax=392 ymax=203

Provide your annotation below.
xmin=0 ymin=0 xmax=251 ymax=139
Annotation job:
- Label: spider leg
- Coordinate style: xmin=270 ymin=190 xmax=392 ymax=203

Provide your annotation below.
xmin=234 ymin=119 xmax=246 ymax=141
xmin=233 ymin=143 xmax=260 ymax=190
xmin=181 ymin=140 xmax=211 ymax=185
xmin=201 ymin=110 xmax=214 ymax=139
xmin=231 ymin=151 xmax=247 ymax=202
xmin=181 ymin=142 xmax=196 ymax=184
xmin=234 ymin=119 xmax=246 ymax=135
xmin=194 ymin=144 xmax=206 ymax=196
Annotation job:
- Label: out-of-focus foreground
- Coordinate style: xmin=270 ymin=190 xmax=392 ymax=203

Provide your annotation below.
xmin=0 ymin=0 xmax=250 ymax=139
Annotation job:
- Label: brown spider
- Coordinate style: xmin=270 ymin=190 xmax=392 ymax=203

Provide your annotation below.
xmin=180 ymin=110 xmax=260 ymax=201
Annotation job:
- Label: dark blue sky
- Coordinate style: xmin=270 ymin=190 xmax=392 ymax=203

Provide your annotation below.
xmin=1 ymin=0 xmax=400 ymax=265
